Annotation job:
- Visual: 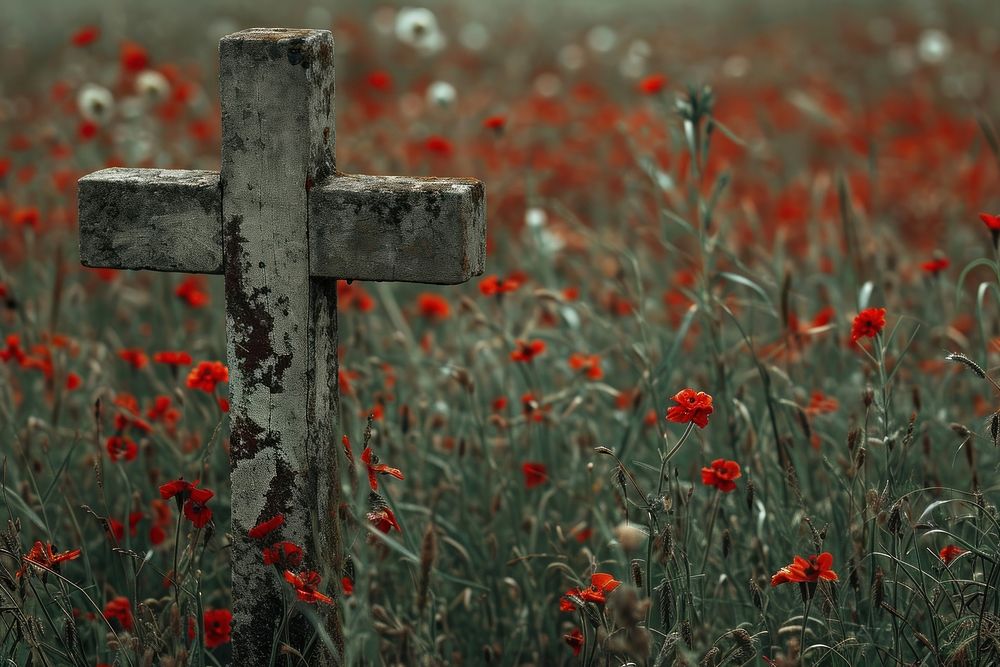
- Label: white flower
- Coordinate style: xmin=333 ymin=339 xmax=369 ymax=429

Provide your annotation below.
xmin=918 ymin=29 xmax=952 ymax=64
xmin=77 ymin=84 xmax=114 ymax=123
xmin=395 ymin=7 xmax=446 ymax=53
xmin=426 ymin=80 xmax=456 ymax=108
xmin=136 ymin=70 xmax=170 ymax=103
xmin=586 ymin=25 xmax=617 ymax=53
xmin=525 ymin=207 xmax=547 ymax=229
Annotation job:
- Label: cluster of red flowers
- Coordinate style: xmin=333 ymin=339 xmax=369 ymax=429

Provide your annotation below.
xmin=568 ymin=352 xmax=603 ymax=380
xmin=16 ymin=540 xmax=81 ymax=578
xmin=511 ymin=338 xmax=546 ymax=363
xmin=186 ymin=360 xmax=229 ymax=393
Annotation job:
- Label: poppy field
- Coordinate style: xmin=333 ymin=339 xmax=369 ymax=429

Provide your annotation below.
xmin=2 ymin=0 xmax=1000 ymax=665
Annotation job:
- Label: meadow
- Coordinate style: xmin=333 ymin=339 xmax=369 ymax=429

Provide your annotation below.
xmin=1 ymin=0 xmax=1000 ymax=664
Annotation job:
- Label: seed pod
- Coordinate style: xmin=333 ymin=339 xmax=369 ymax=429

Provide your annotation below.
xmin=872 ymin=566 xmax=884 ymax=609
xmin=699 ymin=646 xmax=719 ymax=666
xmin=631 ymin=560 xmax=643 ymax=589
xmin=749 ymin=578 xmax=763 ymax=612
xmin=681 ymin=619 xmax=692 ymax=647
xmin=745 ymin=478 xmax=755 ymax=512
xmin=721 ymin=529 xmax=731 ymax=559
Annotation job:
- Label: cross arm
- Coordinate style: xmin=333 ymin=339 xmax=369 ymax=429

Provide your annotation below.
xmin=308 ymin=174 xmax=486 ymax=284
xmin=78 ymin=167 xmax=223 ymax=274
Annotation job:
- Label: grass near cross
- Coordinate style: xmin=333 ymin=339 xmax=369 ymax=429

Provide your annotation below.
xmin=1 ymin=1 xmax=1000 ymax=665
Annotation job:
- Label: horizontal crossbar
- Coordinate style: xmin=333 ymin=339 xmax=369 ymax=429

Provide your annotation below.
xmin=78 ymin=168 xmax=486 ymax=284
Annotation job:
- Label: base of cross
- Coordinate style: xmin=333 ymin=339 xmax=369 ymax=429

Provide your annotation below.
xmin=77 ymin=27 xmax=485 ymax=666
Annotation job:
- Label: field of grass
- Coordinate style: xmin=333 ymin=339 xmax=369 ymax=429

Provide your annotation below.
xmin=1 ymin=0 xmax=1000 ymax=665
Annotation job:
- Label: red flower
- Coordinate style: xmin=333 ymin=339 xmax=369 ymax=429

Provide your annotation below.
xmin=186 ymin=361 xmax=229 ymax=392
xmin=666 ymin=389 xmax=714 ymax=429
xmin=639 ymin=73 xmax=667 ymax=94
xmin=770 ymin=552 xmax=838 ymax=587
xmin=65 ymin=372 xmax=82 ymax=390
xmin=361 ymin=447 xmax=405 ymax=491
xmin=939 ymin=544 xmax=965 ymax=565
xmin=521 ymin=462 xmax=548 ymax=489
xmin=262 ymin=541 xmax=304 ymax=568
xmin=425 ymin=135 xmax=453 ymax=156
xmin=118 ymin=348 xmax=148 ymax=370
xmin=511 ymin=339 xmax=546 ymax=363
xmin=341 ymin=576 xmax=354 ymax=597
xmin=568 ymin=353 xmax=603 ymax=380
xmin=700 ymin=459 xmax=741 ymax=493
xmin=368 ymin=70 xmax=392 ymax=90
xmin=417 ymin=293 xmax=451 ymax=320
xmin=16 ymin=541 xmax=81 ymax=578
xmin=103 ymin=596 xmax=133 ymax=632
xmin=369 ymin=508 xmax=401 ymax=533
xmin=575 ymin=573 xmax=622 ymax=606
xmin=175 ymin=276 xmax=209 ymax=308
xmin=979 ymin=212 xmax=1000 ymax=231
xmin=202 ymin=609 xmax=232 ymax=648
xmin=120 ymin=41 xmax=149 ymax=73
xmin=483 ymin=115 xmax=506 ymax=131
xmin=106 ymin=435 xmax=138 ymax=462
xmin=479 ymin=274 xmax=522 ymax=296
xmin=283 ymin=570 xmax=334 ymax=605
xmin=921 ymin=257 xmax=950 ymax=275
xmin=183 ymin=488 xmax=213 ymax=528
xmin=153 ymin=350 xmax=193 ymax=366
xmin=563 ymin=628 xmax=584 ymax=656
xmin=71 ymin=26 xmax=100 ymax=48
xmin=248 ymin=514 xmax=285 ymax=540
xmin=850 ymin=307 xmax=886 ymax=343
xmin=159 ymin=478 xmax=198 ymax=502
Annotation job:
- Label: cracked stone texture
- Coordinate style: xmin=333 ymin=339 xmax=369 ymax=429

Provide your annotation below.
xmin=310 ymin=173 xmax=486 ymax=284
xmin=78 ymin=168 xmax=222 ymax=274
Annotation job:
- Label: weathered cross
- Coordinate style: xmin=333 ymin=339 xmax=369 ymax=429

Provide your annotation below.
xmin=77 ymin=28 xmax=485 ymax=665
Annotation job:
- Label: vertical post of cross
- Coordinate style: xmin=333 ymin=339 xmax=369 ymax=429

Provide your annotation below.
xmin=220 ymin=29 xmax=342 ymax=664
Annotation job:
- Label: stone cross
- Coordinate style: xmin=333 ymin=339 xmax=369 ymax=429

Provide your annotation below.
xmin=77 ymin=28 xmax=485 ymax=665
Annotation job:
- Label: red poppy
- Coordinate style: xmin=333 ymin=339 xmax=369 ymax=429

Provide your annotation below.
xmin=639 ymin=73 xmax=667 ymax=94
xmin=183 ymin=488 xmax=214 ymax=528
xmin=262 ymin=541 xmax=304 ymax=568
xmin=65 ymin=372 xmax=82 ymax=390
xmin=939 ymin=544 xmax=965 ymax=565
xmin=700 ymin=459 xmax=741 ymax=493
xmin=479 ymin=274 xmax=522 ymax=296
xmin=341 ymin=576 xmax=354 ymax=597
xmin=920 ymin=257 xmax=950 ymax=275
xmin=563 ymin=628 xmax=584 ymax=656
xmin=248 ymin=514 xmax=285 ymax=540
xmin=120 ymin=42 xmax=149 ymax=73
xmin=850 ymin=307 xmax=886 ymax=343
xmin=283 ymin=570 xmax=333 ymax=604
xmin=565 ymin=573 xmax=622 ymax=607
xmin=103 ymin=596 xmax=133 ymax=631
xmin=521 ymin=462 xmax=548 ymax=489
xmin=417 ymin=293 xmax=450 ymax=320
xmin=175 ymin=276 xmax=209 ymax=308
xmin=367 ymin=70 xmax=392 ymax=90
xmin=568 ymin=353 xmax=603 ymax=380
xmin=159 ymin=478 xmax=198 ymax=502
xmin=16 ymin=541 xmax=81 ymax=578
xmin=361 ymin=447 xmax=405 ymax=491
xmin=186 ymin=361 xmax=229 ymax=392
xmin=425 ymin=135 xmax=453 ymax=157
xmin=153 ymin=351 xmax=193 ymax=366
xmin=106 ymin=435 xmax=138 ymax=462
xmin=367 ymin=506 xmax=402 ymax=534
xmin=202 ymin=609 xmax=232 ymax=648
xmin=666 ymin=389 xmax=714 ymax=429
xmin=483 ymin=115 xmax=506 ymax=131
xmin=71 ymin=25 xmax=100 ymax=47
xmin=770 ymin=552 xmax=838 ymax=587
xmin=118 ymin=348 xmax=148 ymax=370
xmin=979 ymin=212 xmax=1000 ymax=231
xmin=511 ymin=339 xmax=546 ymax=363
